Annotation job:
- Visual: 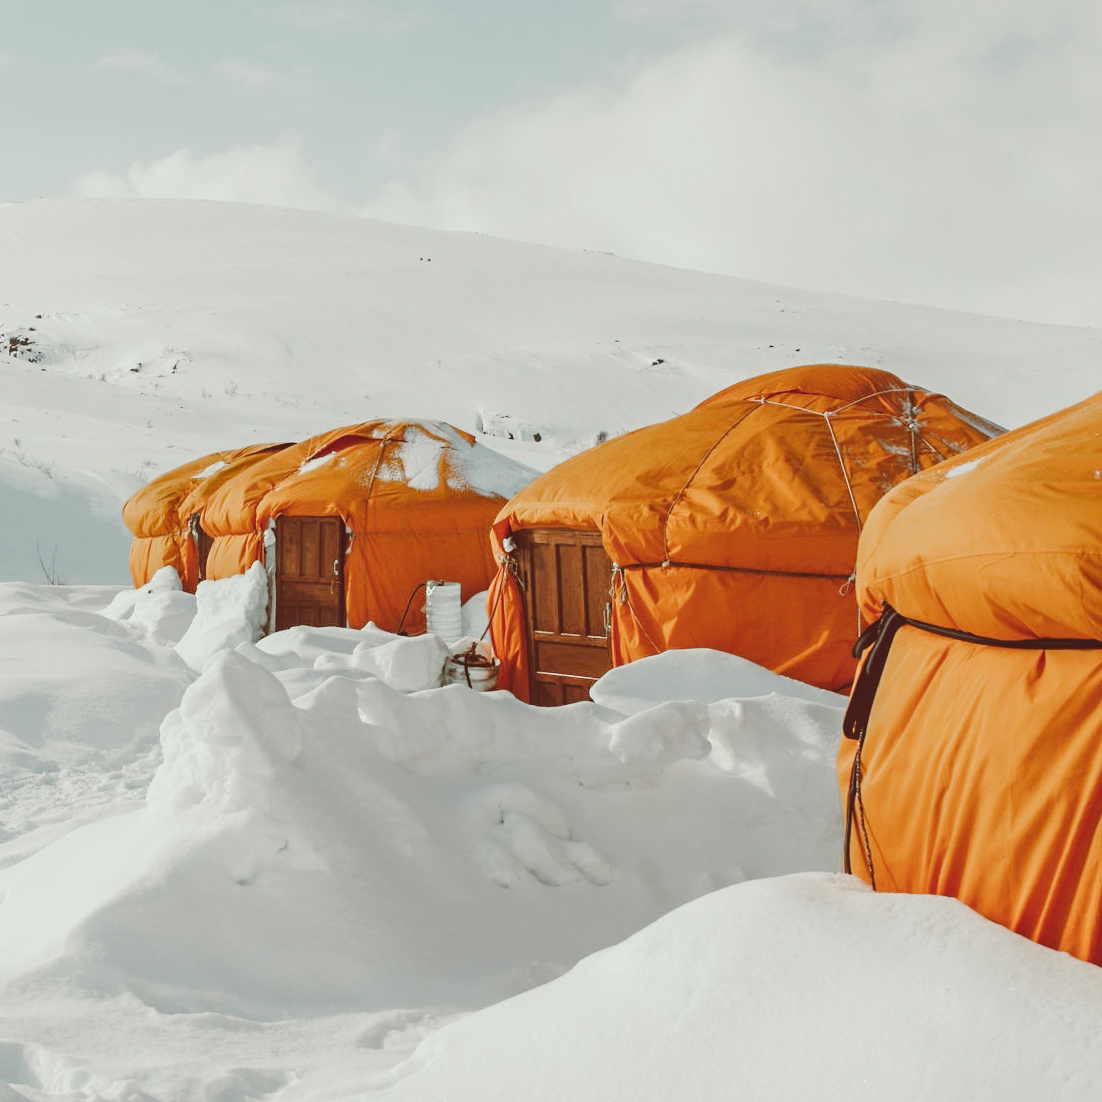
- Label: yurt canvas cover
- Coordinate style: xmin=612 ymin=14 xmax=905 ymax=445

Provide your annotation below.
xmin=201 ymin=419 xmax=535 ymax=634
xmin=489 ymin=365 xmax=1001 ymax=704
xmin=123 ymin=443 xmax=290 ymax=592
xmin=838 ymin=391 xmax=1102 ymax=965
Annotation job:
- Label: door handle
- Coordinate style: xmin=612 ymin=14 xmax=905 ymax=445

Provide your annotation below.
xmin=333 ymin=558 xmax=340 ymax=577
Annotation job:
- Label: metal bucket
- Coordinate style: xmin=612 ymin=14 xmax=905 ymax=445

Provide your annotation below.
xmin=443 ymin=650 xmax=501 ymax=692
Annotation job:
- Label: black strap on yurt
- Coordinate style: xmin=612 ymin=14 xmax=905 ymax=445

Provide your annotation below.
xmin=842 ymin=604 xmax=1102 ymax=884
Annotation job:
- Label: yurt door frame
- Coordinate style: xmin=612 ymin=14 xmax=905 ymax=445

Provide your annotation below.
xmin=273 ymin=516 xmax=347 ymax=630
xmin=189 ymin=514 xmax=213 ymax=583
xmin=514 ymin=528 xmax=612 ymax=705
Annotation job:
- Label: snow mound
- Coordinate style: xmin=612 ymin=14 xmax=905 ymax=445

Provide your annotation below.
xmin=371 ymin=872 xmax=1102 ymax=1102
xmin=591 ymin=648 xmax=847 ymax=713
xmin=315 ymin=632 xmax=451 ymax=692
xmin=101 ymin=565 xmax=197 ymax=646
xmin=0 ymin=646 xmax=843 ymax=1017
xmin=174 ymin=562 xmax=269 ymax=671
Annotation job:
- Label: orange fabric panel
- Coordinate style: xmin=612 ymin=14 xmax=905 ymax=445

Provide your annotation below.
xmin=128 ymin=534 xmax=187 ymax=588
xmin=840 ymin=632 xmax=1102 ymax=963
xmin=487 ymin=559 xmax=530 ymax=699
xmin=255 ymin=422 xmax=487 ymax=532
xmin=177 ymin=443 xmax=292 ymax=526
xmin=205 ymin=533 xmax=263 ymax=580
xmin=347 ymin=528 xmax=498 ymax=633
xmin=201 ymin=442 xmax=327 ymax=538
xmin=201 ymin=421 xmax=463 ymax=538
xmin=249 ymin=421 xmax=511 ymax=631
xmin=700 ymin=363 xmax=926 ymax=407
xmin=121 ymin=451 xmax=223 ymax=539
xmin=839 ymin=389 xmax=1102 ymax=964
xmin=490 ymin=365 xmax=1000 ymax=694
xmin=124 ymin=444 xmax=292 ymax=591
xmin=612 ymin=565 xmax=859 ymax=691
xmin=200 ymin=424 xmax=391 ymax=539
xmin=857 ymin=393 xmax=1102 ymax=638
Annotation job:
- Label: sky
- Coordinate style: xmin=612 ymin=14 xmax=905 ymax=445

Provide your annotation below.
xmin=4 ymin=0 xmax=1101 ymax=328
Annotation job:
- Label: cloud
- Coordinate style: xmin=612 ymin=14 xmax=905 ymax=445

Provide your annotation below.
xmin=93 ymin=49 xmax=183 ymax=83
xmin=361 ymin=0 xmax=1102 ymax=327
xmin=71 ymin=139 xmax=342 ymax=212
xmin=215 ymin=58 xmax=282 ymax=91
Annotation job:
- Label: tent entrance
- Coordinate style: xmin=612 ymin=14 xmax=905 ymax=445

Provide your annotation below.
xmin=514 ymin=528 xmax=612 ymax=706
xmin=274 ymin=516 xmax=347 ymax=630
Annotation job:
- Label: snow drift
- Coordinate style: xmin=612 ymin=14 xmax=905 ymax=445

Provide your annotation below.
xmin=0 ymin=595 xmax=844 ymax=1016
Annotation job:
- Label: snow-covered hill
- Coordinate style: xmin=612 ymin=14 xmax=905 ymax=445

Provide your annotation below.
xmin=2 ymin=197 xmax=1099 ymax=583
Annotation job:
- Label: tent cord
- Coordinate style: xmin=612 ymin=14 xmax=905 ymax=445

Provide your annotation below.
xmin=395 ymin=581 xmax=428 ymax=636
xmin=480 ymin=556 xmax=518 ymax=642
xmin=610 ymin=563 xmax=664 ymax=657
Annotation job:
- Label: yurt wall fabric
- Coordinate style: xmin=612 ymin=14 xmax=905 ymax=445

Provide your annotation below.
xmin=199 ymin=430 xmax=354 ymax=582
xmin=125 ymin=421 xmax=537 ymax=634
xmin=490 ymin=365 xmax=1002 ymax=702
xmin=253 ymin=420 xmax=532 ymax=634
xmin=123 ymin=444 xmax=289 ymax=591
xmin=838 ymin=390 xmax=1102 ymax=965
xmin=184 ymin=418 xmax=535 ymax=633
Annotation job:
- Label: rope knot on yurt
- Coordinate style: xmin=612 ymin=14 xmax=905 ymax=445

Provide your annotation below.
xmin=496 ymin=550 xmax=525 ymax=590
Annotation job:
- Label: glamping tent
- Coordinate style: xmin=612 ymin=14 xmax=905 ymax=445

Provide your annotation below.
xmin=124 ymin=443 xmax=291 ymax=591
xmin=838 ymin=390 xmax=1102 ymax=965
xmin=199 ymin=419 xmax=535 ymax=633
xmin=488 ymin=365 xmax=1001 ymax=705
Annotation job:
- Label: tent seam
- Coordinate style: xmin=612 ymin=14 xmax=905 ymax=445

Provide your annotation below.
xmin=659 ymin=405 xmax=759 ymax=565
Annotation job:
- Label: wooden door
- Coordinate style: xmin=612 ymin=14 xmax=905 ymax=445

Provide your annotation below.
xmin=274 ymin=516 xmax=347 ymax=630
xmin=514 ymin=528 xmax=612 ymax=706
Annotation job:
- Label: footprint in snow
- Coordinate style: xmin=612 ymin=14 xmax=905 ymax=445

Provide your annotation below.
xmin=474 ymin=784 xmax=614 ymax=889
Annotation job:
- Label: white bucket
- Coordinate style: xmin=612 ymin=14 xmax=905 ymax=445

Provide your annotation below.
xmin=425 ymin=580 xmax=463 ymax=642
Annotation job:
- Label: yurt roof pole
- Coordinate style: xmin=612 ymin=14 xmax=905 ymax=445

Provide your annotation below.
xmin=357 ymin=429 xmax=403 ymax=532
xmin=659 ymin=405 xmax=757 ymax=566
xmin=753 ymin=393 xmax=887 ymax=534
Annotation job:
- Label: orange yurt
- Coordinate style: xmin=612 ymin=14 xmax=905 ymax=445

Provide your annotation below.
xmin=488 ymin=365 xmax=1002 ymax=705
xmin=204 ymin=419 xmax=536 ymax=633
xmin=123 ymin=443 xmax=290 ymax=591
xmin=839 ymin=390 xmax=1102 ymax=964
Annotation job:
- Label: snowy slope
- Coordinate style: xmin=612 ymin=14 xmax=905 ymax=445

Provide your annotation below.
xmin=2 ymin=197 xmax=1100 ymax=584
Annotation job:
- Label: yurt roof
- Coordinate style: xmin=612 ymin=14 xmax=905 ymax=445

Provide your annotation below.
xmin=495 ymin=364 xmax=1002 ymax=577
xmin=256 ymin=419 xmax=536 ymax=529
xmin=856 ymin=389 xmax=1102 ymax=640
